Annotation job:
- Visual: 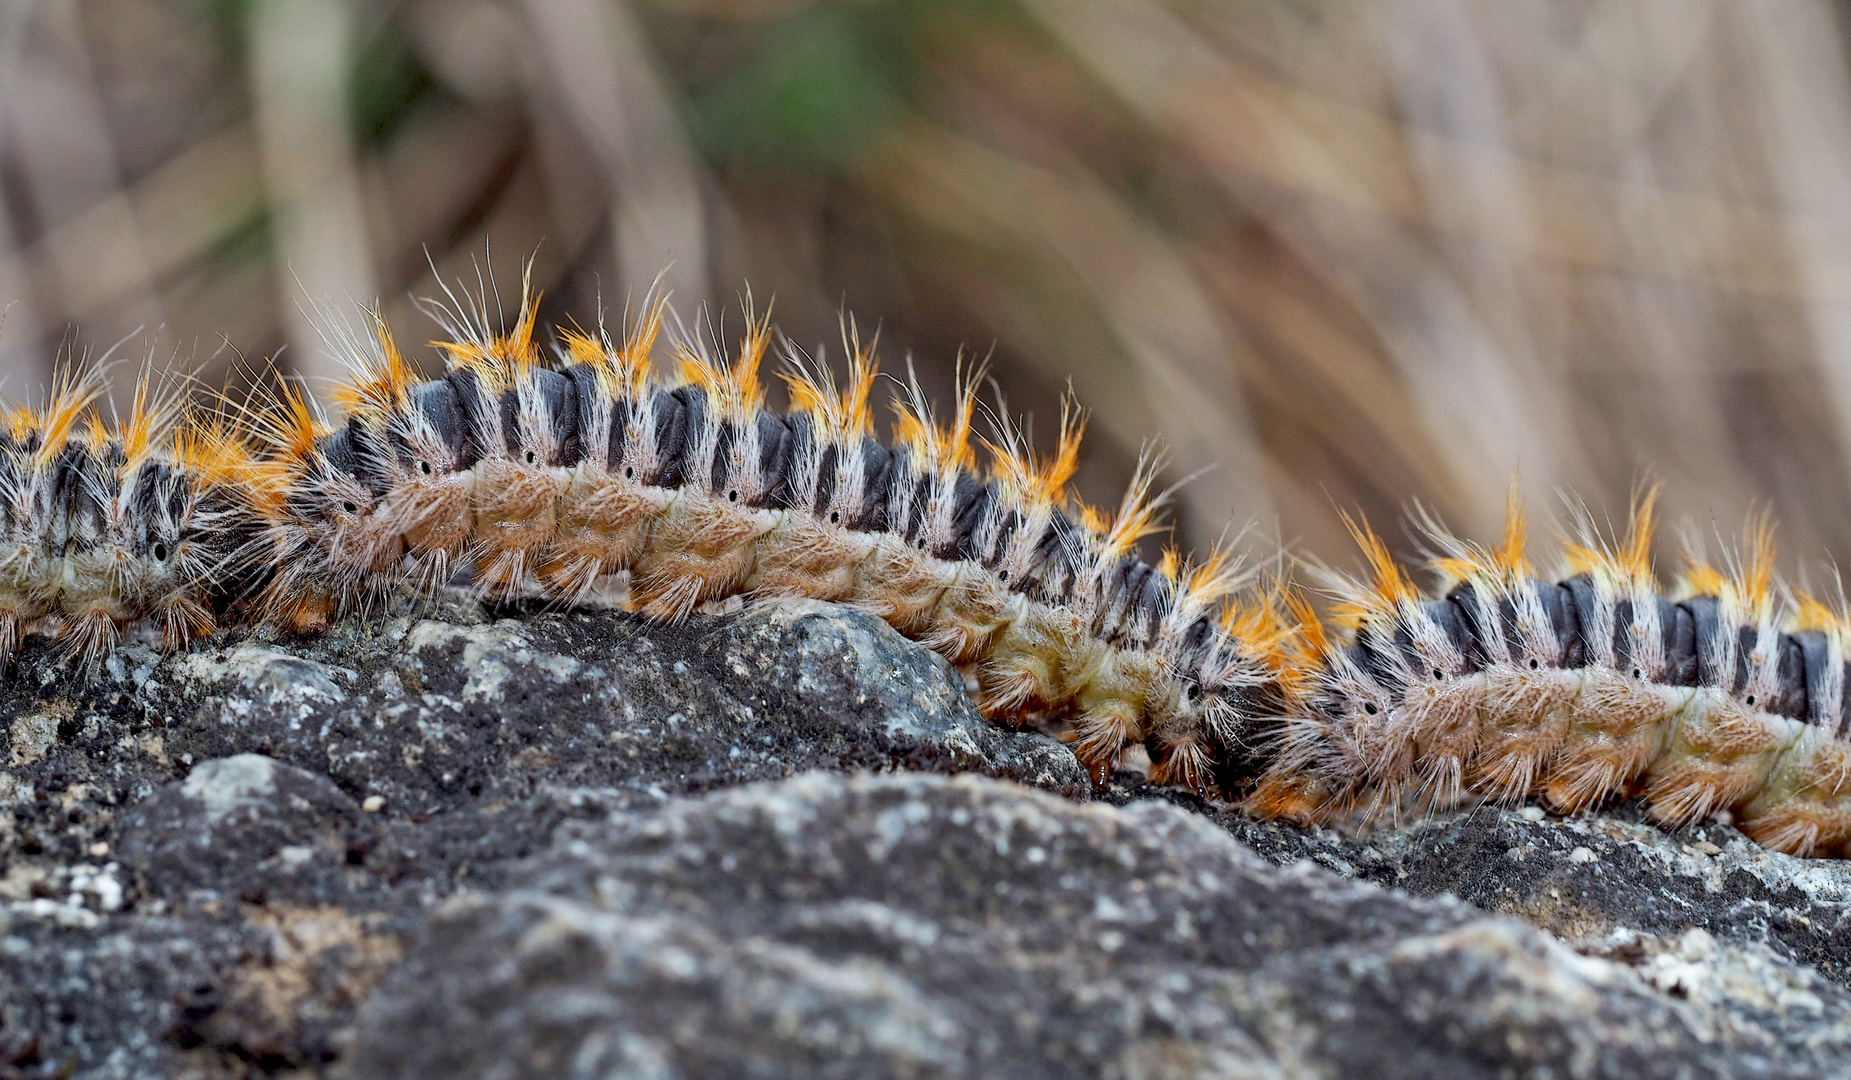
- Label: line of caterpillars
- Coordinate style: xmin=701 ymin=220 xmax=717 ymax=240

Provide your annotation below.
xmin=6 ymin=279 xmax=1851 ymax=857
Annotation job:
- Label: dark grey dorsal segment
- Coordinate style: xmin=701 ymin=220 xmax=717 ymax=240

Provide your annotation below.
xmin=1795 ymin=629 xmax=1836 ymax=728
xmin=125 ymin=459 xmax=183 ymax=547
xmin=1351 ymin=638 xmax=1400 ymax=691
xmin=1560 ymin=576 xmax=1603 ymax=668
xmin=1662 ymin=598 xmax=1698 ymax=686
xmin=1683 ymin=595 xmax=1725 ymax=686
xmin=316 ymin=420 xmax=391 ymax=498
xmin=851 ymin=439 xmax=892 ymax=532
xmin=1024 ymin=508 xmax=1080 ymax=604
xmin=749 ymin=409 xmax=793 ymax=509
xmin=649 ymin=388 xmax=694 ymax=489
xmin=1543 ymin=582 xmax=1582 ymax=667
xmin=443 ymin=367 xmax=494 ymax=468
xmin=401 ymin=379 xmax=473 ymax=471
xmin=561 ymin=365 xmax=623 ymax=468
xmin=1133 ymin=557 xmax=1173 ymax=642
xmin=1439 ymin=584 xmax=1497 ymax=668
xmin=980 ymin=504 xmax=1018 ymax=572
xmin=1842 ymin=659 xmax=1851 ymax=735
xmin=770 ymin=411 xmax=814 ymax=512
xmin=1730 ymin=625 xmax=1759 ymax=697
xmin=44 ymin=441 xmax=108 ymax=559
xmin=1610 ymin=597 xmax=1640 ymax=673
xmin=496 ymin=367 xmax=579 ymax=466
xmin=1399 ymin=598 xmax=1478 ymax=676
xmin=1100 ymin=554 xmax=1153 ymax=646
xmin=942 ymin=470 xmax=991 ymax=561
xmin=1770 ymin=631 xmax=1809 ymax=721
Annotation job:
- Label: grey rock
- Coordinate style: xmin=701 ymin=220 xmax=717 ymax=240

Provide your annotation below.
xmin=156 ymin=597 xmax=1084 ymax=816
xmin=115 ymin=754 xmax=361 ymax=903
xmin=0 ymin=599 xmax=1081 ymax=1077
xmin=0 ymin=596 xmax=1848 ymax=1078
xmin=1185 ymin=791 xmax=1851 ymax=987
xmin=345 ymin=771 xmax=1851 ymax=1080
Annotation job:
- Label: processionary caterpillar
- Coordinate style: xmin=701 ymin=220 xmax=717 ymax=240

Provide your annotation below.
xmin=6 ymin=272 xmax=1851 ymax=859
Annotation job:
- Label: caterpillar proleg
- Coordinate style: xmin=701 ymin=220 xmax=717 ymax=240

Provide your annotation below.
xmin=11 ymin=273 xmax=1851 ymax=859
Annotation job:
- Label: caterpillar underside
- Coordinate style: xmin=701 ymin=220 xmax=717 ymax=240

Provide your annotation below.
xmin=8 ymin=278 xmax=1851 ymax=858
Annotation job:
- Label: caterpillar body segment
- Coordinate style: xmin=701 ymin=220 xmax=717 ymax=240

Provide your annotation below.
xmin=1256 ymin=496 xmax=1851 ymax=856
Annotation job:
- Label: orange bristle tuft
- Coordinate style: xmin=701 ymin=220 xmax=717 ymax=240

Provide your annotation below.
xmin=174 ymin=414 xmax=256 ymax=489
xmin=1735 ymin=510 xmax=1778 ymax=614
xmin=1563 ymin=486 xmax=1659 ymax=588
xmin=1681 ymin=560 xmax=1727 ymax=598
xmin=1492 ymin=485 xmax=1531 ymax=579
xmin=432 ymin=264 xmax=542 ymax=380
xmin=892 ymin=358 xmax=982 ymax=476
xmin=34 ymin=364 xmax=108 ymax=467
xmin=1619 ymin=486 xmax=1660 ymax=582
xmin=1035 ymin=395 xmax=1086 ymax=507
xmin=81 ymin=411 xmax=109 ymax=448
xmin=1790 ymin=592 xmax=1844 ymax=635
xmin=334 ymin=309 xmax=420 ymax=417
xmin=119 ymin=375 xmax=159 ymax=468
xmin=1331 ymin=511 xmax=1418 ymax=626
xmin=840 ymin=325 xmax=879 ymax=440
xmin=1100 ymin=450 xmax=1169 ymax=560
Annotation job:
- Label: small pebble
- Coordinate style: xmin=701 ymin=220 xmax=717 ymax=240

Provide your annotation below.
xmin=88 ymin=842 xmax=109 ymax=858
xmin=363 ymin=795 xmax=386 ymax=813
xmin=1568 ymin=846 xmax=1596 ymax=864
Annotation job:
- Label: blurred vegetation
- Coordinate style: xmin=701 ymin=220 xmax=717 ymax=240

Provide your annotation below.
xmin=7 ymin=0 xmax=1851 ymax=579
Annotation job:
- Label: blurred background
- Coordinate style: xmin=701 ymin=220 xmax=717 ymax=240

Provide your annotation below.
xmin=5 ymin=0 xmax=1851 ymax=578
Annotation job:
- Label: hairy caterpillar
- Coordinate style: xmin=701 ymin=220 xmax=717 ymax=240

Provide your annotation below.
xmin=10 ymin=273 xmax=1851 ymax=860
xmin=1250 ymin=493 xmax=1851 ymax=858
xmin=0 ymin=364 xmax=257 ymax=671
xmin=240 ymin=273 xmax=1294 ymax=795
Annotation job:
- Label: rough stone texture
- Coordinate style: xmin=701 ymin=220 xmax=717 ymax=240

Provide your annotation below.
xmin=0 ymin=594 xmax=1847 ymax=1078
xmin=344 ymin=771 xmax=1851 ymax=1080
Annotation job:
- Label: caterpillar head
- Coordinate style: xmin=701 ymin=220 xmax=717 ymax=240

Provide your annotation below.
xmin=250 ymin=386 xmax=408 ymax=625
xmin=108 ymin=456 xmax=228 ymax=650
xmin=291 ymin=420 xmax=406 ymax=577
xmin=1318 ymin=646 xmax=1397 ymax=743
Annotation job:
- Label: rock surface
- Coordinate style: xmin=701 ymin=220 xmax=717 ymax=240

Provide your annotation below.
xmin=0 ymin=595 xmax=1845 ymax=1078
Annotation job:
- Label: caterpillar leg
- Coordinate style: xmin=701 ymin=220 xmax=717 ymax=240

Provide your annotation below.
xmin=848 ymin=537 xmax=954 ymax=635
xmin=1145 ymin=714 xmax=1215 ymax=796
xmin=1540 ymin=674 xmax=1684 ymax=813
xmin=746 ymin=516 xmax=867 ymax=604
xmin=540 ymin=472 xmax=664 ymax=599
xmin=0 ymin=607 xmax=21 ymax=671
xmin=1737 ymin=731 xmax=1851 ymax=856
xmin=1068 ymin=698 xmax=1140 ymax=788
xmin=1402 ymin=677 xmax=1484 ymax=811
xmin=915 ymin=565 xmax=1011 ymax=666
xmin=1643 ymin=695 xmax=1796 ymax=828
xmin=975 ymin=607 xmax=1071 ymax=717
xmin=1467 ymin=666 xmax=1580 ymax=802
xmin=473 ymin=460 xmax=564 ymax=593
xmin=629 ymin=495 xmax=771 ymax=620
